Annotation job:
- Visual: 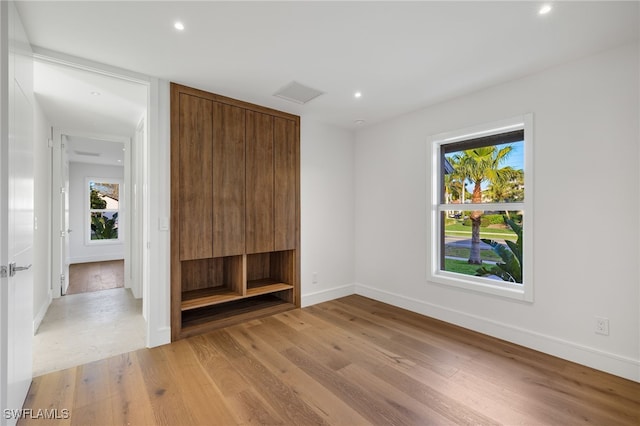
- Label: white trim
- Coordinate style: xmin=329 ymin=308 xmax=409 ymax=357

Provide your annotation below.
xmin=68 ymin=255 xmax=124 ymax=264
xmin=147 ymin=326 xmax=171 ymax=349
xmin=431 ymin=115 xmax=526 ymax=144
xmin=32 ymin=291 xmax=52 ymax=335
xmin=428 ymin=113 xmax=534 ymax=302
xmin=301 ymin=283 xmax=356 ymax=307
xmin=32 ymin=46 xmax=151 ymax=87
xmin=437 ymin=202 xmax=524 ymax=212
xmin=354 ymin=283 xmax=640 ymax=382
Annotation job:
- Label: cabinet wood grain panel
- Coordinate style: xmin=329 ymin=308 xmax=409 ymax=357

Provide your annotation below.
xmin=181 ymin=258 xmax=225 ymax=292
xmin=274 ymin=118 xmax=297 ymax=251
xmin=179 ymin=93 xmax=213 ymax=260
xmin=245 ymin=110 xmax=274 ymax=254
xmin=213 ymin=102 xmax=245 ymax=257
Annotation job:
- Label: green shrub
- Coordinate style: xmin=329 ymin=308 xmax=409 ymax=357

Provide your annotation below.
xmin=462 ymin=214 xmax=504 ymax=227
xmin=475 ymin=217 xmax=523 ymax=283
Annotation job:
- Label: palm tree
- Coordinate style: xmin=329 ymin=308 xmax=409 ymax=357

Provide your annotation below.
xmin=486 ymin=169 xmax=524 ymax=203
xmin=453 ymin=145 xmax=516 ymax=264
xmin=444 ymin=155 xmax=468 ymax=204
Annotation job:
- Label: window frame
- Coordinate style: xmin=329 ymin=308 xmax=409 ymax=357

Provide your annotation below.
xmin=85 ymin=177 xmax=124 ymax=246
xmin=428 ymin=114 xmax=534 ymax=302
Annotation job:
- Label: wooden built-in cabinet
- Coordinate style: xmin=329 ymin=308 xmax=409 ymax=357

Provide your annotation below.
xmin=171 ymin=83 xmax=300 ymax=340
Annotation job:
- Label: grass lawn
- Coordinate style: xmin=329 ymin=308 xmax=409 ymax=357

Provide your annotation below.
xmin=444 ymin=246 xmax=501 ymax=262
xmin=444 ymin=259 xmax=492 ymax=276
xmin=445 ymin=223 xmax=517 ymax=241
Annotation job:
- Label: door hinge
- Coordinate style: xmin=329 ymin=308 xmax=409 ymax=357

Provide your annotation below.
xmin=60 ymin=230 xmax=65 ymax=237
xmin=60 ymin=274 xmax=65 ymax=283
xmin=60 ymin=187 xmax=65 ymax=194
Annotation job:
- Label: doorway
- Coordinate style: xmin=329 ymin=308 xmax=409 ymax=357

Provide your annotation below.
xmin=33 ymin=55 xmax=149 ymax=375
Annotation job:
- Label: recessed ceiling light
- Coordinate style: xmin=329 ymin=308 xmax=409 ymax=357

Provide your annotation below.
xmin=539 ymin=4 xmax=552 ymax=15
xmin=354 ymin=92 xmax=362 ymax=99
xmin=174 ymin=21 xmax=185 ymax=31
xmin=354 ymin=119 xmax=366 ymax=125
xmin=90 ymin=91 xmax=100 ymax=96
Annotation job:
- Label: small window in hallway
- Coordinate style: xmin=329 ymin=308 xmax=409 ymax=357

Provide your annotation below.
xmin=88 ymin=179 xmax=121 ymax=242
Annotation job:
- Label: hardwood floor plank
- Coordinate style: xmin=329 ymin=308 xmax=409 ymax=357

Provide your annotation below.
xmin=211 ymin=329 xmax=329 ymax=425
xmin=282 ymin=344 xmax=415 ymax=425
xmin=187 ymin=334 xmax=251 ymax=397
xmin=227 ymin=388 xmax=286 ymax=425
xmin=134 ymin=348 xmax=200 ymax=425
xmin=338 ymin=363 xmax=457 ymax=425
xmin=255 ymin=316 xmax=352 ymax=371
xmin=371 ymin=363 xmax=499 ymax=425
xmin=188 ymin=334 xmax=286 ymax=424
xmin=306 ymin=304 xmax=459 ymax=378
xmin=18 ymin=369 xmax=75 ymax=426
xmin=292 ymin=308 xmax=497 ymax=425
xmin=20 ymin=295 xmax=640 ymax=426
xmin=160 ymin=340 xmax=238 ymax=425
xmin=105 ymin=352 xmax=155 ymax=425
xmin=230 ymin=323 xmax=371 ymax=425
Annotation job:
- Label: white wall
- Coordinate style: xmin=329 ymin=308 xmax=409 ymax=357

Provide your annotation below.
xmin=354 ymin=42 xmax=639 ymax=381
xmin=300 ymin=118 xmax=356 ymax=306
xmin=32 ymin=100 xmax=51 ymax=332
xmin=68 ymin=162 xmax=124 ymax=263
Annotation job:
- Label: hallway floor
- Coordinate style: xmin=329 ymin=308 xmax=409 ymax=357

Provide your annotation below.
xmin=67 ymin=260 xmax=124 ymax=294
xmin=33 ymin=287 xmax=145 ymax=377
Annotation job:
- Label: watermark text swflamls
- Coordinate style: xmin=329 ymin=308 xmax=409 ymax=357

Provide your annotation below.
xmin=3 ymin=408 xmax=70 ymax=420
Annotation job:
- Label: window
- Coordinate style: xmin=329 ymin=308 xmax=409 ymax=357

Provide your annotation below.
xmin=87 ymin=178 xmax=122 ymax=244
xmin=429 ymin=114 xmax=533 ymax=301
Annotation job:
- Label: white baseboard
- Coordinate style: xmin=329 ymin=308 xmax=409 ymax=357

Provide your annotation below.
xmin=147 ymin=326 xmax=171 ymax=348
xmin=33 ymin=292 xmax=52 ymax=335
xmin=301 ymin=283 xmax=356 ymax=307
xmin=69 ymin=254 xmax=125 ymax=264
xmin=354 ymin=283 xmax=640 ymax=383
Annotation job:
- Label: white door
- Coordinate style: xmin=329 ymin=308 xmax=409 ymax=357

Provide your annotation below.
xmin=1 ymin=1 xmax=34 ymax=422
xmin=5 ymin=72 xmax=34 ymax=422
xmin=61 ymin=136 xmax=69 ymax=295
xmin=51 ymin=130 xmax=70 ymax=297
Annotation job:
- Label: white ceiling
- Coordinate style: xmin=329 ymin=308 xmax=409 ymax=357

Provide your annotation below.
xmin=34 ymin=60 xmax=147 ymax=136
xmin=17 ymin=1 xmax=640 ymax=131
xmin=65 ymin=135 xmax=125 ymax=167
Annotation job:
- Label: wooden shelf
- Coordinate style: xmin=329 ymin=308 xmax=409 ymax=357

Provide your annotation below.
xmin=246 ymin=279 xmax=294 ymax=296
xmin=181 ymin=279 xmax=294 ymax=311
xmin=181 ymin=287 xmax=243 ymax=311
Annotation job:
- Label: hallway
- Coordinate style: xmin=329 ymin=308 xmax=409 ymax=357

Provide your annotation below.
xmin=33 ymin=287 xmax=145 ymax=377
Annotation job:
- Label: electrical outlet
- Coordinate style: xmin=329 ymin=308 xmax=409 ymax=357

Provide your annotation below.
xmin=595 ymin=317 xmax=609 ymax=335
xmin=312 ymin=272 xmax=318 ymax=284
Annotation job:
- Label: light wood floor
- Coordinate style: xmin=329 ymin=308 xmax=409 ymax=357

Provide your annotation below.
xmin=20 ymin=295 xmax=639 ymax=425
xmin=67 ymin=260 xmax=124 ymax=295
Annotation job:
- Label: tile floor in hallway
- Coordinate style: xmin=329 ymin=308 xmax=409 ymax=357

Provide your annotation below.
xmin=33 ymin=287 xmax=145 ymax=377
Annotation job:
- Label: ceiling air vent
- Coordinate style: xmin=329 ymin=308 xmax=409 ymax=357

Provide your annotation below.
xmin=273 ymin=81 xmax=324 ymax=105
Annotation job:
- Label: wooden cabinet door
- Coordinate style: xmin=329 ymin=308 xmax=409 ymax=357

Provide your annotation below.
xmin=178 ymin=93 xmax=213 ymax=260
xmin=245 ymin=110 xmax=274 ymax=254
xmin=212 ymin=102 xmax=245 ymax=257
xmin=274 ymin=117 xmax=297 ymax=250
